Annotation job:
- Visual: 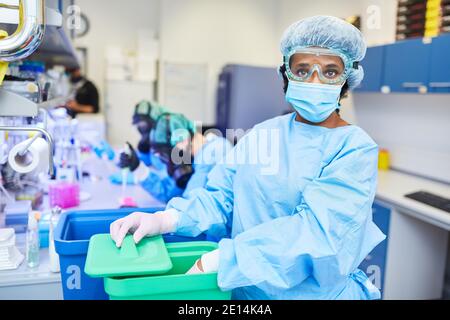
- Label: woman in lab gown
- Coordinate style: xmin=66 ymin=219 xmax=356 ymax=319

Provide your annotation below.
xmin=110 ymin=15 xmax=385 ymax=300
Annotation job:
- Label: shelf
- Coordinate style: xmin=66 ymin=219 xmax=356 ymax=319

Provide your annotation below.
xmin=0 ymin=3 xmax=79 ymax=69
xmin=0 ymin=6 xmax=62 ymax=27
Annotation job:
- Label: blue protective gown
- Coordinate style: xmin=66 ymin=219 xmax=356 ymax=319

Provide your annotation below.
xmin=137 ymin=151 xmax=154 ymax=167
xmin=166 ymin=113 xmax=386 ymax=300
xmin=140 ymin=135 xmax=233 ymax=203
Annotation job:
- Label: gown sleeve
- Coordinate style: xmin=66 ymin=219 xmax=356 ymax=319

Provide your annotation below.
xmin=166 ymin=138 xmax=238 ymax=239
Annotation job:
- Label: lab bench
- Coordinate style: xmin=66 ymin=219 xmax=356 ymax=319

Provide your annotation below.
xmin=0 ymin=178 xmax=164 ymax=300
xmin=359 ymin=170 xmax=450 ymax=300
xmin=1 ymin=169 xmax=449 ymax=300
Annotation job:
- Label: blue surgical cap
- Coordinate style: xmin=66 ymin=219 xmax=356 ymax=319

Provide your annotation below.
xmin=280 ymin=15 xmax=367 ymax=90
xmin=153 ymin=113 xmax=196 ymax=147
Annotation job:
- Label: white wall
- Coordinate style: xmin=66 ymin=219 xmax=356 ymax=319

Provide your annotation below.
xmin=73 ymin=0 xmax=398 ymax=125
xmin=277 ymin=0 xmax=364 ymax=37
xmin=359 ymin=0 xmax=398 ymax=46
xmin=73 ymin=0 xmax=160 ymax=111
xmin=159 ymin=0 xmax=281 ymax=124
xmin=353 ymin=93 xmax=450 ymax=184
xmin=276 ymin=0 xmax=398 ymax=46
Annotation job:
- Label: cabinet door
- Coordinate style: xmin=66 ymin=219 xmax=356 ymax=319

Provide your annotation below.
xmin=383 ymin=38 xmax=431 ymax=93
xmin=428 ymin=34 xmax=450 ymax=93
xmin=354 ymin=45 xmax=385 ymax=92
xmin=359 ymin=201 xmax=391 ymax=298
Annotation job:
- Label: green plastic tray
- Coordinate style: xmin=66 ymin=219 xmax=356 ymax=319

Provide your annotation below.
xmin=85 ymin=234 xmax=173 ymax=278
xmin=104 ymin=241 xmax=231 ymax=300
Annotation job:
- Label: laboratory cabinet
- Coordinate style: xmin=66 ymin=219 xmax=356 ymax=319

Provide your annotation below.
xmin=428 ymin=34 xmax=450 ymax=93
xmin=355 ymin=34 xmax=450 ymax=94
xmin=383 ymin=38 xmax=431 ymax=93
xmin=354 ymin=45 xmax=385 ymax=92
xmin=358 ymin=201 xmax=391 ymax=298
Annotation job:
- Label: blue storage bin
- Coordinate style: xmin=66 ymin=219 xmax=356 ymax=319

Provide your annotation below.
xmin=54 ymin=207 xmax=206 ymax=300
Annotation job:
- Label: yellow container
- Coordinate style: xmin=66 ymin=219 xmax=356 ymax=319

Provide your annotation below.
xmin=427 ymin=0 xmax=442 ymax=10
xmin=378 ymin=149 xmax=390 ymax=170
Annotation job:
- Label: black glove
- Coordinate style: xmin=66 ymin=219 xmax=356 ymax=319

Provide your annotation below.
xmin=137 ymin=137 xmax=151 ymax=154
xmin=118 ymin=142 xmax=140 ymax=172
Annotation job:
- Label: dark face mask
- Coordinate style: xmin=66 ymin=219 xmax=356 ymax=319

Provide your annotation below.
xmin=137 ymin=137 xmax=151 ymax=154
xmin=152 ymin=144 xmax=194 ymax=189
xmin=135 ymin=119 xmax=154 ymax=154
xmin=70 ymin=76 xmax=83 ymax=84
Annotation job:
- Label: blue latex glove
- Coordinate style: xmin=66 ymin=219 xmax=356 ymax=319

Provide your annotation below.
xmin=109 ymin=171 xmax=136 ymax=185
xmin=94 ymin=141 xmax=115 ymax=161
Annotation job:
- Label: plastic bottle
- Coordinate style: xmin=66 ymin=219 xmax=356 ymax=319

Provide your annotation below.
xmin=26 ymin=211 xmax=40 ymax=268
xmin=34 ymin=63 xmax=47 ymax=91
xmin=48 ymin=207 xmax=61 ymax=273
xmin=378 ymin=149 xmax=391 ymax=170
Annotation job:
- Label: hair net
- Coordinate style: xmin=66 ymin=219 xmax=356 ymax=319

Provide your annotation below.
xmin=280 ymin=15 xmax=367 ymax=89
xmin=152 ymin=113 xmax=196 ymax=147
xmin=133 ymin=100 xmax=169 ymax=124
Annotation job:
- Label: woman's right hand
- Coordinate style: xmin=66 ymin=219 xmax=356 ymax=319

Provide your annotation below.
xmin=110 ymin=210 xmax=179 ymax=247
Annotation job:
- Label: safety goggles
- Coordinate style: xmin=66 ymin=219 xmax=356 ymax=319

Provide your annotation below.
xmin=284 ymin=47 xmax=358 ymax=85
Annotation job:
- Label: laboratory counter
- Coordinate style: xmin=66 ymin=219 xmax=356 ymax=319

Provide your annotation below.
xmin=372 ymin=169 xmax=450 ymax=300
xmin=376 ymin=170 xmax=450 ymax=230
xmin=0 ymin=169 xmax=449 ymax=299
xmin=0 ymin=177 xmax=163 ymax=300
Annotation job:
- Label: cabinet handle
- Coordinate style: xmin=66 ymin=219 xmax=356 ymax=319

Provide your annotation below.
xmin=402 ymin=82 xmax=428 ymax=93
xmin=401 ymin=82 xmax=423 ymax=88
xmin=429 ymin=82 xmax=450 ymax=88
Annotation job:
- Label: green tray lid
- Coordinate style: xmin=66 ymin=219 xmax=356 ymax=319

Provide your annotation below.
xmin=85 ymin=234 xmax=173 ymax=278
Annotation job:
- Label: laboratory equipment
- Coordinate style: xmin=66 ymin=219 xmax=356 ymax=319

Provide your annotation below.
xmin=102 ymin=242 xmax=231 ymax=300
xmin=0 ymin=0 xmax=56 ymax=181
xmin=0 ymin=228 xmax=24 ymax=271
xmin=118 ymin=143 xmax=137 ymax=208
xmin=37 ymin=207 xmax=61 ymax=248
xmin=4 ymin=200 xmax=32 ymax=232
xmin=48 ymin=181 xmax=80 ymax=209
xmin=85 ymin=234 xmax=172 ymax=278
xmin=54 ymin=208 xmax=205 ymax=300
xmin=48 ymin=206 xmax=61 ymax=273
xmin=26 ymin=211 xmax=40 ymax=268
xmin=0 ymin=0 xmax=46 ymax=62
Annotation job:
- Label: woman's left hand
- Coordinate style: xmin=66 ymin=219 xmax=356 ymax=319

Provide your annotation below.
xmin=186 ymin=249 xmax=219 ymax=274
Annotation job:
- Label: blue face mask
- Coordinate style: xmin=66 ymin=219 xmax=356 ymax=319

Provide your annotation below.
xmin=285 ymin=81 xmax=343 ymax=123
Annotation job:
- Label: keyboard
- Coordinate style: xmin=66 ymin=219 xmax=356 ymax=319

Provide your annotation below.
xmin=404 ymin=191 xmax=450 ymax=213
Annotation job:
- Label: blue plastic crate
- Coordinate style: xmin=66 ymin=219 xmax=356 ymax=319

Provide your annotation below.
xmin=54 ymin=207 xmax=206 ymax=300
